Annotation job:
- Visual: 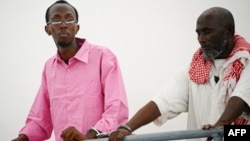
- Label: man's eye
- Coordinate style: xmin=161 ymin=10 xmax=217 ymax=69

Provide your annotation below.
xmin=52 ymin=19 xmax=61 ymax=22
xmin=203 ymin=29 xmax=212 ymax=34
xmin=65 ymin=18 xmax=74 ymax=22
xmin=204 ymin=31 xmax=211 ymax=34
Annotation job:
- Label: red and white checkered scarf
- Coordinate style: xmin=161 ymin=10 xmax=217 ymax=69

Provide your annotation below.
xmin=189 ymin=35 xmax=250 ymax=125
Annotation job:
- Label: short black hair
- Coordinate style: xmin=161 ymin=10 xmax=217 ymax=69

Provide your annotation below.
xmin=45 ymin=0 xmax=78 ymax=24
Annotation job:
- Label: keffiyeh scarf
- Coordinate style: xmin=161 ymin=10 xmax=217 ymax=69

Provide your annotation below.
xmin=189 ymin=35 xmax=250 ymax=125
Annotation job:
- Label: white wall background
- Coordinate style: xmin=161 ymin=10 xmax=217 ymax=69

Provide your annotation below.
xmin=1 ymin=0 xmax=250 ymax=140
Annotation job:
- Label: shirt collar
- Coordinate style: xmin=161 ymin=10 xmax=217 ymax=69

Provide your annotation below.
xmin=74 ymin=37 xmax=89 ymax=63
xmin=55 ymin=37 xmax=89 ymax=64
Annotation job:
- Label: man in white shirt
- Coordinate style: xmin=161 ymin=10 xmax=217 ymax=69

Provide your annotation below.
xmin=109 ymin=7 xmax=250 ymax=141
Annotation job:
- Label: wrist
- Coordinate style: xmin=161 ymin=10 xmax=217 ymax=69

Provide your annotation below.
xmin=87 ymin=127 xmax=110 ymax=138
xmin=117 ymin=124 xmax=132 ymax=133
xmin=86 ymin=127 xmax=99 ymax=139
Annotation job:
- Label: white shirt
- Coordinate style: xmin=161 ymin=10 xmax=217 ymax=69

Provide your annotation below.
xmin=152 ymin=59 xmax=250 ymax=141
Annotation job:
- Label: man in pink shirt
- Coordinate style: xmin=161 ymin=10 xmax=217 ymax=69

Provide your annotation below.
xmin=12 ymin=0 xmax=129 ymax=141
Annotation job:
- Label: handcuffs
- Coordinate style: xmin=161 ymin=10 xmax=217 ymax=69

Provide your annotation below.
xmin=88 ymin=125 xmax=132 ymax=138
xmin=88 ymin=127 xmax=111 ymax=138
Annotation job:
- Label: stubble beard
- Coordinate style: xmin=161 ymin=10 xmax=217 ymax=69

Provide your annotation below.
xmin=203 ymin=39 xmax=227 ymax=61
xmin=58 ymin=40 xmax=72 ymax=48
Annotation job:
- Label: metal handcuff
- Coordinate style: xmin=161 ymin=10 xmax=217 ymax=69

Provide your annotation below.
xmin=88 ymin=127 xmax=111 ymax=138
xmin=88 ymin=125 xmax=132 ymax=138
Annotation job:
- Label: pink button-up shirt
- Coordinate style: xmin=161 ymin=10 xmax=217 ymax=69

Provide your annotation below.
xmin=19 ymin=38 xmax=129 ymax=141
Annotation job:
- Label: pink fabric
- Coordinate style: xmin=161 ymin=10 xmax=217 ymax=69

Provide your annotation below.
xmin=189 ymin=35 xmax=250 ymax=125
xmin=19 ymin=38 xmax=129 ymax=141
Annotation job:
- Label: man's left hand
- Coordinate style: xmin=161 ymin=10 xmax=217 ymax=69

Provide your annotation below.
xmin=61 ymin=126 xmax=86 ymax=141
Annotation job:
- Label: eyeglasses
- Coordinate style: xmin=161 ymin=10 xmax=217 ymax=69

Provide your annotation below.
xmin=47 ymin=18 xmax=76 ymax=25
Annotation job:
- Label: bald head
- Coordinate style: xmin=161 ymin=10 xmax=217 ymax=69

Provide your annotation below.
xmin=195 ymin=7 xmax=236 ymax=60
xmin=198 ymin=7 xmax=235 ymax=36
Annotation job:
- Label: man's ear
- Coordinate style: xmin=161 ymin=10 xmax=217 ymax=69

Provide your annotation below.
xmin=75 ymin=24 xmax=80 ymax=34
xmin=225 ymin=25 xmax=234 ymax=37
xmin=45 ymin=25 xmax=51 ymax=35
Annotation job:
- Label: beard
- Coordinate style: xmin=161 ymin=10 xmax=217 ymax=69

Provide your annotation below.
xmin=202 ymin=39 xmax=227 ymax=61
xmin=57 ymin=39 xmax=74 ymax=48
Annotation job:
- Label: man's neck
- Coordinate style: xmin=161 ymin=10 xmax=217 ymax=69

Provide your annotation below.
xmin=58 ymin=43 xmax=80 ymax=63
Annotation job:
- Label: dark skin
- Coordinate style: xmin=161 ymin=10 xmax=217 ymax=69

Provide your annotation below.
xmin=45 ymin=3 xmax=80 ymax=64
xmin=109 ymin=101 xmax=161 ymax=141
xmin=60 ymin=126 xmax=96 ymax=141
xmin=196 ymin=8 xmax=234 ymax=61
xmin=109 ymin=7 xmax=250 ymax=141
xmin=197 ymin=7 xmax=249 ymax=141
xmin=11 ymin=134 xmax=29 ymax=141
xmin=202 ymin=96 xmax=249 ymax=141
xmin=12 ymin=3 xmax=96 ymax=141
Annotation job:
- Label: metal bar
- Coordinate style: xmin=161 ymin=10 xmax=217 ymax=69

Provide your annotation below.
xmin=85 ymin=128 xmax=224 ymax=141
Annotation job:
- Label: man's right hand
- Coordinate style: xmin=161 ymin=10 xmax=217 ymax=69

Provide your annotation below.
xmin=108 ymin=129 xmax=132 ymax=141
xmin=12 ymin=134 xmax=29 ymax=141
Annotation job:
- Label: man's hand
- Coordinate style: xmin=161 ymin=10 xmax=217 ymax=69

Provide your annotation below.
xmin=11 ymin=134 xmax=29 ymax=141
xmin=202 ymin=124 xmax=216 ymax=130
xmin=108 ymin=129 xmax=132 ymax=141
xmin=61 ymin=126 xmax=85 ymax=141
xmin=202 ymin=124 xmax=215 ymax=141
xmin=202 ymin=124 xmax=224 ymax=141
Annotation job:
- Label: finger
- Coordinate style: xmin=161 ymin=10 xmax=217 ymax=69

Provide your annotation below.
xmin=202 ymin=124 xmax=212 ymax=130
xmin=206 ymin=136 xmax=213 ymax=141
xmin=69 ymin=131 xmax=76 ymax=141
xmin=61 ymin=127 xmax=73 ymax=139
xmin=62 ymin=129 xmax=74 ymax=141
xmin=109 ymin=131 xmax=118 ymax=141
xmin=117 ymin=130 xmax=127 ymax=141
xmin=62 ymin=126 xmax=74 ymax=135
xmin=110 ymin=131 xmax=124 ymax=141
xmin=71 ymin=130 xmax=83 ymax=141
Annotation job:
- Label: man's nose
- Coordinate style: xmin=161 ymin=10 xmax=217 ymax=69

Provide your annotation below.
xmin=59 ymin=21 xmax=67 ymax=28
xmin=198 ymin=34 xmax=208 ymax=44
xmin=198 ymin=34 xmax=206 ymax=42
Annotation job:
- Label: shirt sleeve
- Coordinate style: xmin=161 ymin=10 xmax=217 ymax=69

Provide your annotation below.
xmin=19 ymin=65 xmax=53 ymax=140
xmin=94 ymin=49 xmax=129 ymax=132
xmin=152 ymin=66 xmax=189 ymax=126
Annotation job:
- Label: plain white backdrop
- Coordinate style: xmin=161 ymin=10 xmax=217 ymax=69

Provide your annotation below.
xmin=1 ymin=0 xmax=250 ymax=140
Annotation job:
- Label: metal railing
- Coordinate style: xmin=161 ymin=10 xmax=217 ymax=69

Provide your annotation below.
xmin=86 ymin=128 xmax=224 ymax=141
